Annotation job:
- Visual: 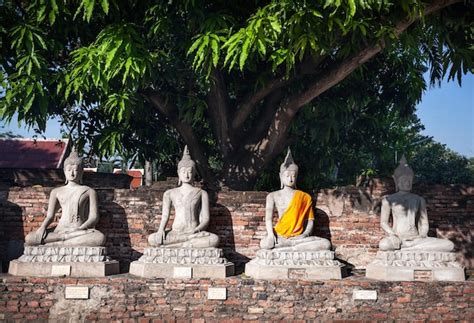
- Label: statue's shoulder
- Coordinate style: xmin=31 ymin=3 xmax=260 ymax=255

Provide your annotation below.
xmin=163 ymin=187 xmax=177 ymax=197
xmin=382 ymin=195 xmax=393 ymax=204
xmin=296 ymin=190 xmax=312 ymax=200
xmin=266 ymin=190 xmax=279 ymax=200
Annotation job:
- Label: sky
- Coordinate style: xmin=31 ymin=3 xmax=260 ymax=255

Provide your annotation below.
xmin=416 ymin=73 xmax=473 ymax=157
xmin=1 ymin=73 xmax=473 ymax=157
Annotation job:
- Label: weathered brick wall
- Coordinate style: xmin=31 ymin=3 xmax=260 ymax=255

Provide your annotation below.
xmin=1 ymin=179 xmax=473 ymax=271
xmin=0 ymin=275 xmax=472 ymax=321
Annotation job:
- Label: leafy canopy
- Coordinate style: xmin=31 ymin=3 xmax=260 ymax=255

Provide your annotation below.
xmin=1 ymin=0 xmax=472 ymax=188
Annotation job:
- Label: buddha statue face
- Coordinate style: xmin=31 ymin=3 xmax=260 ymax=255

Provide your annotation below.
xmin=65 ymin=163 xmax=83 ymax=184
xmin=279 ymin=148 xmax=298 ymax=189
xmin=280 ymin=170 xmax=297 ymax=188
xmin=178 ymin=166 xmax=195 ymax=184
xmin=396 ymin=175 xmax=413 ymax=192
xmin=393 ymin=155 xmax=414 ymax=192
xmin=177 ymin=145 xmax=196 ymax=185
xmin=63 ymin=150 xmax=83 ymax=184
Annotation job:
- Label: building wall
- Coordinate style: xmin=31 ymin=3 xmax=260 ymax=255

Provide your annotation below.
xmin=1 ymin=179 xmax=472 ymax=271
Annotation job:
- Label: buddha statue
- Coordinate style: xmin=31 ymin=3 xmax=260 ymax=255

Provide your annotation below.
xmin=259 ymin=149 xmax=331 ymax=251
xmin=378 ymin=156 xmax=454 ymax=252
xmin=24 ymin=150 xmax=106 ymax=247
xmin=148 ymin=146 xmax=219 ymax=248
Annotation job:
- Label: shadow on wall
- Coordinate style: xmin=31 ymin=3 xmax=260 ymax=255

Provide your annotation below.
xmin=313 ymin=208 xmax=331 ymax=243
xmin=210 ymin=201 xmax=250 ymax=275
xmin=0 ymin=188 xmax=24 ymax=272
xmin=96 ymin=194 xmax=134 ymax=273
xmin=442 ymin=227 xmax=473 ymax=269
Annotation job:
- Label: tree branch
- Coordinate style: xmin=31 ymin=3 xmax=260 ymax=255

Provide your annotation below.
xmin=206 ymin=70 xmax=232 ymax=158
xmin=141 ymin=89 xmax=217 ymax=187
xmin=232 ymin=77 xmax=290 ymax=130
xmin=232 ymin=56 xmax=326 ymax=131
xmin=251 ymin=0 xmax=462 ymax=164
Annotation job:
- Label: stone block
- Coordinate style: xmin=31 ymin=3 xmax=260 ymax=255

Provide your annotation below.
xmin=244 ymin=250 xmax=343 ymax=280
xmin=129 ymin=247 xmax=235 ymax=279
xmin=129 ymin=261 xmax=234 ymax=279
xmin=8 ymin=259 xmax=119 ymax=277
xmin=366 ymin=251 xmax=465 ymax=281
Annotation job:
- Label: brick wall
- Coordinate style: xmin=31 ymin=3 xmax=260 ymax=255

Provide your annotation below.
xmin=1 ymin=179 xmax=472 ymax=272
xmin=0 ymin=275 xmax=472 ymax=321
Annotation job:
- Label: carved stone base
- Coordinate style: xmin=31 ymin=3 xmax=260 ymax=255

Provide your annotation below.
xmin=129 ymin=247 xmax=235 ymax=279
xmin=8 ymin=260 xmax=119 ymax=277
xmin=8 ymin=246 xmax=119 ymax=277
xmin=129 ymin=262 xmax=234 ymax=279
xmin=17 ymin=246 xmax=108 ymax=262
xmin=366 ymin=251 xmax=465 ymax=281
xmin=245 ymin=250 xmax=343 ymax=280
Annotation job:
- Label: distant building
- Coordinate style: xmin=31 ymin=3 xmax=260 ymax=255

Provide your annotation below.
xmin=114 ymin=168 xmax=144 ymax=188
xmin=0 ymin=138 xmax=69 ymax=169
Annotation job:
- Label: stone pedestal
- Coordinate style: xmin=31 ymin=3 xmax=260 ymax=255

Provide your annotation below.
xmin=8 ymin=246 xmax=119 ymax=277
xmin=129 ymin=247 xmax=235 ymax=279
xmin=245 ymin=250 xmax=343 ymax=280
xmin=366 ymin=251 xmax=465 ymax=281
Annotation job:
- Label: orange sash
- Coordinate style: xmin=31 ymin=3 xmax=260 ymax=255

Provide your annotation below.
xmin=274 ymin=190 xmax=314 ymax=238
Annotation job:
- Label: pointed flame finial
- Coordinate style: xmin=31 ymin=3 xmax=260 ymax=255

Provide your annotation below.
xmin=280 ymin=148 xmax=298 ymax=173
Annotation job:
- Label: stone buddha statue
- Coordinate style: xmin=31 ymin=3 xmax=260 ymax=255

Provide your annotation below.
xmin=24 ymin=150 xmax=106 ymax=247
xmin=148 ymin=146 xmax=219 ymax=248
xmin=378 ymin=156 xmax=454 ymax=252
xmin=260 ymin=149 xmax=331 ymax=251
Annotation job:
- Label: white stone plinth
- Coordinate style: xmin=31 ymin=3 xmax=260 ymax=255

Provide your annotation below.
xmin=129 ymin=247 xmax=235 ymax=279
xmin=8 ymin=259 xmax=119 ymax=277
xmin=245 ymin=250 xmax=343 ymax=280
xmin=365 ymin=251 xmax=465 ymax=281
xmin=8 ymin=246 xmax=119 ymax=277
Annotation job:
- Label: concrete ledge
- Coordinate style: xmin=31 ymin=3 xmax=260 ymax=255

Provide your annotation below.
xmin=245 ymin=259 xmax=343 ymax=280
xmin=366 ymin=263 xmax=465 ymax=281
xmin=8 ymin=260 xmax=119 ymax=277
xmin=129 ymin=261 xmax=235 ymax=279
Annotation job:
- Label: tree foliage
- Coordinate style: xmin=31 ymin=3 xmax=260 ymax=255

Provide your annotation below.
xmin=410 ymin=139 xmax=474 ymax=185
xmin=1 ymin=0 xmax=473 ymax=189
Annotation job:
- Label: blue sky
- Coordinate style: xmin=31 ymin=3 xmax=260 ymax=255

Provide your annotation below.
xmin=416 ymin=73 xmax=473 ymax=157
xmin=2 ymin=73 xmax=473 ymax=157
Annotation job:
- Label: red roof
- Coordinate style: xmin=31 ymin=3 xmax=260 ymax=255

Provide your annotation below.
xmin=0 ymin=139 xmax=70 ymax=169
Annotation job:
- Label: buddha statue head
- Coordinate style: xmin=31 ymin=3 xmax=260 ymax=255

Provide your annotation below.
xmin=393 ymin=155 xmax=414 ymax=192
xmin=63 ymin=149 xmax=84 ymax=184
xmin=279 ymin=149 xmax=298 ymax=189
xmin=177 ymin=146 xmax=196 ymax=185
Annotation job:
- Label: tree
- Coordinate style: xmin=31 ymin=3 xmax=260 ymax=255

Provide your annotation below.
xmin=410 ymin=139 xmax=474 ymax=184
xmin=1 ymin=0 xmax=473 ymax=189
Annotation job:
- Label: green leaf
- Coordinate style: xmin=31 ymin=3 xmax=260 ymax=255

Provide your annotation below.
xmin=85 ymin=0 xmax=96 ymax=22
xmin=239 ymin=37 xmax=251 ymax=71
xmin=100 ymin=0 xmax=109 ymax=14
xmin=348 ymin=0 xmax=356 ymax=17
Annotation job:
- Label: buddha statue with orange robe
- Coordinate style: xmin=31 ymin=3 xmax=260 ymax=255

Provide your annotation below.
xmin=259 ymin=150 xmax=331 ymax=251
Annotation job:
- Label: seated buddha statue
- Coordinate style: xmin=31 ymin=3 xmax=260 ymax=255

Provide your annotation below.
xmin=24 ymin=151 xmax=106 ymax=247
xmin=259 ymin=149 xmax=331 ymax=251
xmin=378 ymin=156 xmax=454 ymax=252
xmin=148 ymin=146 xmax=219 ymax=248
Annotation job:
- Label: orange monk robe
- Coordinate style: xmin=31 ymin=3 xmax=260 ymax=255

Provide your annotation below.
xmin=274 ymin=190 xmax=315 ymax=238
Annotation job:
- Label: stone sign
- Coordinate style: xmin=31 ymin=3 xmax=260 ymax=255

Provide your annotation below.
xmin=65 ymin=286 xmax=89 ymax=299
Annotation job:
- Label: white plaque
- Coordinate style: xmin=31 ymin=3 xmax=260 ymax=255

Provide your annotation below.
xmin=65 ymin=286 xmax=89 ymax=300
xmin=353 ymin=290 xmax=377 ymax=301
xmin=208 ymin=287 xmax=227 ymax=300
xmin=51 ymin=265 xmax=71 ymax=277
xmin=173 ymin=267 xmax=192 ymax=279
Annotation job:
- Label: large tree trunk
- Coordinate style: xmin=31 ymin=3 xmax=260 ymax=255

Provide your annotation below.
xmin=221 ymin=158 xmax=261 ymax=190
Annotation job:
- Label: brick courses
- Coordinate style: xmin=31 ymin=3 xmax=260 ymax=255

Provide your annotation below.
xmin=0 ymin=275 xmax=472 ymax=321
